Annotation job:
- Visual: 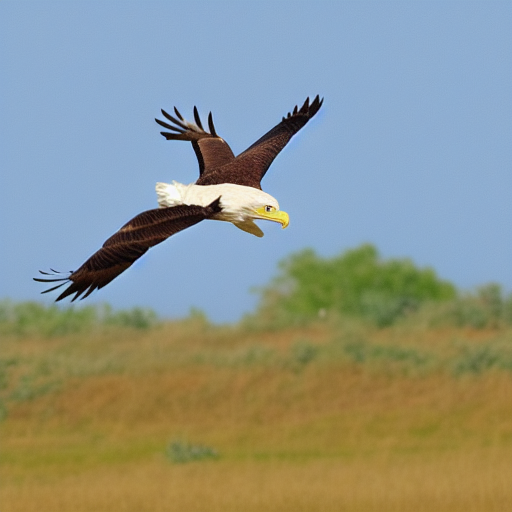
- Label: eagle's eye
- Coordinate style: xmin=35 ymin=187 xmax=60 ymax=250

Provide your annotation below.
xmin=265 ymin=205 xmax=275 ymax=213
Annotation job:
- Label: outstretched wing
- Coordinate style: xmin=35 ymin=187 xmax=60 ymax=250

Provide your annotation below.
xmin=195 ymin=95 xmax=323 ymax=189
xmin=155 ymin=106 xmax=235 ymax=177
xmin=34 ymin=199 xmax=222 ymax=302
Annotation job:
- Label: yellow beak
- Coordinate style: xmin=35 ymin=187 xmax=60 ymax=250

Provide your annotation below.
xmin=254 ymin=207 xmax=290 ymax=229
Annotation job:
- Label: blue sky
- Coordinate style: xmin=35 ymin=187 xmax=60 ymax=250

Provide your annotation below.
xmin=1 ymin=1 xmax=511 ymax=322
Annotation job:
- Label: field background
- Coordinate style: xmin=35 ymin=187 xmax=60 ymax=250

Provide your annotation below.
xmin=1 ymin=314 xmax=511 ymax=512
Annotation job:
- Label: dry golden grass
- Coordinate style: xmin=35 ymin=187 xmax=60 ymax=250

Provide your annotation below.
xmin=4 ymin=450 xmax=511 ymax=512
xmin=1 ymin=322 xmax=511 ymax=511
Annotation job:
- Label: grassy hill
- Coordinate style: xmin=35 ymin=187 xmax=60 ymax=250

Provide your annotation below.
xmin=1 ymin=312 xmax=511 ymax=512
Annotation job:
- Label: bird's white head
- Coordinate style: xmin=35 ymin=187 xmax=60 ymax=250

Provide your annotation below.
xmin=217 ymin=185 xmax=289 ymax=229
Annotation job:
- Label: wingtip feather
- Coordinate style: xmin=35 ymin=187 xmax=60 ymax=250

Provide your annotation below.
xmin=193 ymin=106 xmax=204 ymax=130
xmin=40 ymin=282 xmax=67 ymax=294
xmin=173 ymin=106 xmax=184 ymax=121
xmin=208 ymin=112 xmax=218 ymax=137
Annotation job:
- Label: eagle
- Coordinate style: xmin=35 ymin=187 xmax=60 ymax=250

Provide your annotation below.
xmin=35 ymin=95 xmax=323 ymax=301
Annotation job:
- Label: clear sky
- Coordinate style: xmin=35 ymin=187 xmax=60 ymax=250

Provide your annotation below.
xmin=1 ymin=1 xmax=511 ymax=322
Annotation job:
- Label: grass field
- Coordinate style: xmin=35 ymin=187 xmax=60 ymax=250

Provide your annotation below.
xmin=1 ymin=319 xmax=511 ymax=511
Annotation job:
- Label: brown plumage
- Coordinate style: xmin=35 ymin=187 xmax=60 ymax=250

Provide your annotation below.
xmin=35 ymin=200 xmax=221 ymax=301
xmin=155 ymin=95 xmax=323 ymax=189
xmin=35 ymin=96 xmax=323 ymax=301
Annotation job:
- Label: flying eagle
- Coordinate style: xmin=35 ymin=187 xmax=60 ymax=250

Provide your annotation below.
xmin=35 ymin=95 xmax=323 ymax=301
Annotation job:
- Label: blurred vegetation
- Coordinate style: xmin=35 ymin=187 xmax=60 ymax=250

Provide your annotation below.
xmin=1 ymin=244 xmax=510 ymax=339
xmin=0 ymin=300 xmax=158 ymax=337
xmin=165 ymin=440 xmax=219 ymax=464
xmin=2 ymin=245 xmax=510 ymax=511
xmin=1 ymin=310 xmax=511 ymax=422
xmin=3 ymin=317 xmax=510 ymax=512
xmin=248 ymin=244 xmax=512 ymax=329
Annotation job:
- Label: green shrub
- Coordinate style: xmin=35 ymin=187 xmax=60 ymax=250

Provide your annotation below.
xmin=339 ymin=338 xmax=434 ymax=371
xmin=165 ymin=440 xmax=219 ymax=464
xmin=452 ymin=342 xmax=512 ymax=375
xmin=104 ymin=305 xmax=158 ymax=330
xmin=409 ymin=284 xmax=512 ymax=329
xmin=0 ymin=300 xmax=158 ymax=337
xmin=289 ymin=339 xmax=319 ymax=367
xmin=252 ymin=244 xmax=456 ymax=327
